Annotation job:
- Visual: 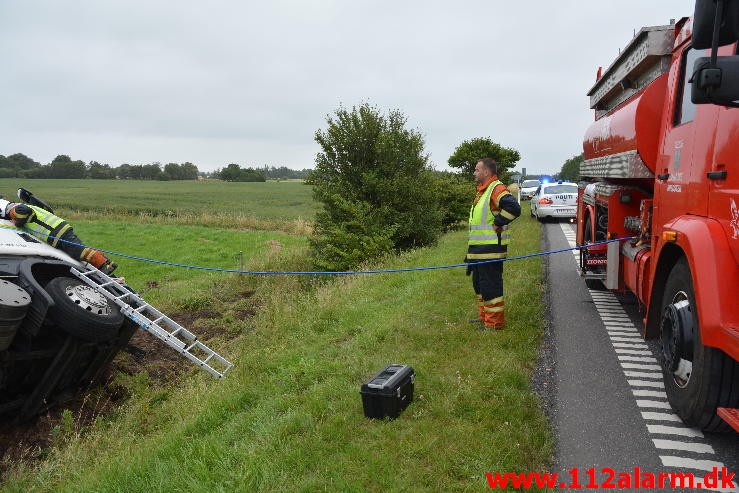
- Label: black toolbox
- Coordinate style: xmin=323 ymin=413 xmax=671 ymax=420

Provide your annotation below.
xmin=360 ymin=364 xmax=415 ymax=419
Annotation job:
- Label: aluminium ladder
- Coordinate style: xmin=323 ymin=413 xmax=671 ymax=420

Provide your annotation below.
xmin=70 ymin=266 xmax=233 ymax=379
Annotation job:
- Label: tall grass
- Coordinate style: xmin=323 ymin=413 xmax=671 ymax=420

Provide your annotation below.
xmin=1 ymin=213 xmax=550 ymax=492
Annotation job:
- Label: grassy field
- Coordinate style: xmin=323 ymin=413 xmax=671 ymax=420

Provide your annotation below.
xmin=0 ymin=179 xmax=317 ymax=225
xmin=0 ymin=184 xmax=551 ymax=492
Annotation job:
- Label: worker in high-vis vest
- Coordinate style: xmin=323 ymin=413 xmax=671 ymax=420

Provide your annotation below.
xmin=0 ymin=199 xmax=118 ymax=275
xmin=465 ymin=157 xmax=520 ymax=330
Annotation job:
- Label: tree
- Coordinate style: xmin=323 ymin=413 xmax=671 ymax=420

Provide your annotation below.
xmin=87 ymin=161 xmax=116 ymax=179
xmin=559 ymin=153 xmax=583 ymax=182
xmin=217 ymin=164 xmax=265 ymax=182
xmin=309 ymin=103 xmax=443 ymax=271
xmin=447 ymin=137 xmax=520 ymax=184
xmin=48 ymin=155 xmax=86 ymax=179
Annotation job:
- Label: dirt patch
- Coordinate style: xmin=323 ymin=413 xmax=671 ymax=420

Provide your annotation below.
xmin=0 ymin=305 xmax=247 ymax=481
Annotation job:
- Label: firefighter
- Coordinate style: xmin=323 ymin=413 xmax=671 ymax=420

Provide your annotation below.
xmin=0 ymin=199 xmax=117 ymax=275
xmin=466 ymin=158 xmax=520 ymax=330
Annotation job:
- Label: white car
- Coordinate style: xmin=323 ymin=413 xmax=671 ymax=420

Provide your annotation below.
xmin=519 ymin=180 xmax=541 ymax=200
xmin=530 ymin=182 xmax=578 ymax=221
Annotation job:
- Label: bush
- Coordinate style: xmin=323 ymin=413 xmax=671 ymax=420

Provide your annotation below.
xmin=309 ymin=103 xmax=444 ymax=271
xmin=430 ymin=171 xmax=472 ymax=231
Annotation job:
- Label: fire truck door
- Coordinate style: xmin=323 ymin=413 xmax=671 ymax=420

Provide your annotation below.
xmin=708 ymin=104 xmax=739 ymax=264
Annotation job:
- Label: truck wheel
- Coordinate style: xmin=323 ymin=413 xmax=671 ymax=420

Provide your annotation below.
xmin=659 ymin=258 xmax=739 ymax=432
xmin=46 ymin=277 xmax=124 ymax=342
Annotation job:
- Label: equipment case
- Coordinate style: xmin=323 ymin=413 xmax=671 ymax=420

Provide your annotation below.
xmin=360 ymin=364 xmax=415 ymax=419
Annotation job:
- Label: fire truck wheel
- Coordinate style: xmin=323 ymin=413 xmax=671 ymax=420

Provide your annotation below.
xmin=659 ymin=258 xmax=739 ymax=432
xmin=46 ymin=276 xmax=125 ymax=342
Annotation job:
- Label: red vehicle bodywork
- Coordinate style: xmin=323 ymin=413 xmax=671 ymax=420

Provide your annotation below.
xmin=577 ymin=16 xmax=739 ymax=430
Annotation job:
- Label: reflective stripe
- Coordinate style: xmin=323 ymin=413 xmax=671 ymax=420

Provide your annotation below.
xmin=466 ymin=252 xmax=508 ymax=260
xmin=24 ymin=205 xmax=69 ymax=246
xmin=500 ymin=209 xmax=516 ymax=220
xmin=488 ymin=296 xmax=504 ymax=304
xmin=483 ymin=306 xmax=505 ymax=313
xmin=49 ymin=223 xmax=71 ymax=247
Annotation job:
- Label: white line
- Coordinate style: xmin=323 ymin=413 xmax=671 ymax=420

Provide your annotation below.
xmin=628 ymin=379 xmax=666 ymax=388
xmin=595 ymin=308 xmax=628 ymax=314
xmin=610 ymin=338 xmax=648 ymax=344
xmin=652 ymin=439 xmax=715 ymax=454
xmin=641 ymin=411 xmax=681 ymax=422
xmin=618 ymin=355 xmax=657 ymax=362
xmin=632 ymin=389 xmax=668 ymax=399
xmin=623 ymin=370 xmax=663 ymax=379
xmin=659 ymin=455 xmax=723 ymax=471
xmin=636 ymin=399 xmax=673 ymax=409
xmin=648 ymin=425 xmax=704 ymax=438
xmin=615 ymin=348 xmax=654 ymax=356
xmin=621 ymin=362 xmax=662 ymax=371
xmin=604 ymin=323 xmax=639 ymax=329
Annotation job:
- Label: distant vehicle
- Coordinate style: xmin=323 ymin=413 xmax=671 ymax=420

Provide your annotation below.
xmin=530 ymin=182 xmax=578 ymax=221
xmin=519 ymin=180 xmax=541 ymax=200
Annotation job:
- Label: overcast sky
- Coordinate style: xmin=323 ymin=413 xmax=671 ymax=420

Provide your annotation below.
xmin=1 ymin=1 xmax=696 ymax=175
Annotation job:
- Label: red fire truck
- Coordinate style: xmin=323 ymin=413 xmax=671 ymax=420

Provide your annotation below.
xmin=576 ymin=0 xmax=739 ymax=432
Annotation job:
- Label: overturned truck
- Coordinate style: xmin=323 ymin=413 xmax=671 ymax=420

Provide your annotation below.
xmin=0 ymin=210 xmax=232 ymax=422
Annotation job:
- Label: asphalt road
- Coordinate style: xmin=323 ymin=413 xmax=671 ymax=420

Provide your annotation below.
xmin=539 ymin=220 xmax=738 ymax=492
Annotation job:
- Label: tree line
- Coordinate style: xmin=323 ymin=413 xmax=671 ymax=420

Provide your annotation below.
xmin=0 ymin=154 xmax=311 ymax=182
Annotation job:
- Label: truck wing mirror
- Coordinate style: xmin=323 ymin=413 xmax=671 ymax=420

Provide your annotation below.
xmin=693 ymin=0 xmax=739 ymax=49
xmin=691 ymin=56 xmax=739 ymax=107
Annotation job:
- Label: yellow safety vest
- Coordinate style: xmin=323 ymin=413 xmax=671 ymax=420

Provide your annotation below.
xmin=467 ymin=180 xmax=512 ymax=260
xmin=24 ymin=205 xmax=71 ymax=247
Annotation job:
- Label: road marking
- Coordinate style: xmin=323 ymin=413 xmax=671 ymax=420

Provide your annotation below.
xmin=636 ymin=399 xmax=673 ymax=409
xmin=641 ymin=411 xmax=681 ymax=422
xmin=652 ymin=439 xmax=715 ymax=453
xmin=632 ymin=389 xmax=669 ymax=399
xmin=616 ymin=348 xmax=654 ymax=356
xmin=647 ymin=425 xmax=704 ymax=437
xmin=620 ymin=362 xmax=662 ymax=371
xmin=628 ymin=379 xmax=666 ymax=388
xmin=659 ymin=456 xmax=724 ymax=471
xmin=557 ymin=222 xmax=726 ymax=479
xmin=624 ymin=370 xmax=663 ymax=379
xmin=618 ymin=355 xmax=657 ymax=362
xmin=610 ymin=338 xmax=648 ymax=344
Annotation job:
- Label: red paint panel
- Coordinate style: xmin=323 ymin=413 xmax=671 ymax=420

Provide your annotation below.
xmin=583 ymin=74 xmax=668 ymax=174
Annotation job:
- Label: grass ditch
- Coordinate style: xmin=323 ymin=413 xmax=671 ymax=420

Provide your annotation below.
xmin=0 ymin=213 xmax=550 ymax=492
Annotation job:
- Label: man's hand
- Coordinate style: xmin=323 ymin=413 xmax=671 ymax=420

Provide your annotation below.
xmin=494 ymin=224 xmax=504 ymax=234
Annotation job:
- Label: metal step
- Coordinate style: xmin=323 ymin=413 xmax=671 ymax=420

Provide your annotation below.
xmin=70 ymin=266 xmax=233 ymax=379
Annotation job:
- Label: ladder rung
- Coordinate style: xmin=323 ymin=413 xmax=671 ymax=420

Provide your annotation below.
xmin=69 ymin=266 xmax=233 ymax=379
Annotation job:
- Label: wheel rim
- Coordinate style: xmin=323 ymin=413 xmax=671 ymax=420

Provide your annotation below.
xmin=660 ymin=290 xmax=694 ymax=388
xmin=65 ymin=284 xmax=112 ymax=316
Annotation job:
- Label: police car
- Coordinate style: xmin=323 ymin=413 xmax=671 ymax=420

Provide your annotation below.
xmin=530 ymin=181 xmax=578 ymax=221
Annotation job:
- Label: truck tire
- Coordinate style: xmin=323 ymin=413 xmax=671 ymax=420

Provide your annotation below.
xmin=659 ymin=258 xmax=739 ymax=432
xmin=46 ymin=276 xmax=125 ymax=342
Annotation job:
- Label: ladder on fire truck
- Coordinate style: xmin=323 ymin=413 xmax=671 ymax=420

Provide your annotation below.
xmin=70 ymin=266 xmax=233 ymax=379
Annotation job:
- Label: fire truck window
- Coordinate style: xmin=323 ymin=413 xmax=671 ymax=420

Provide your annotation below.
xmin=674 ymin=47 xmax=700 ymax=125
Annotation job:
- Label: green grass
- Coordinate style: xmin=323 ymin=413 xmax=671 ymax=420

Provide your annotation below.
xmin=0 ymin=213 xmax=550 ymax=492
xmin=0 ymin=179 xmax=317 ymax=221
